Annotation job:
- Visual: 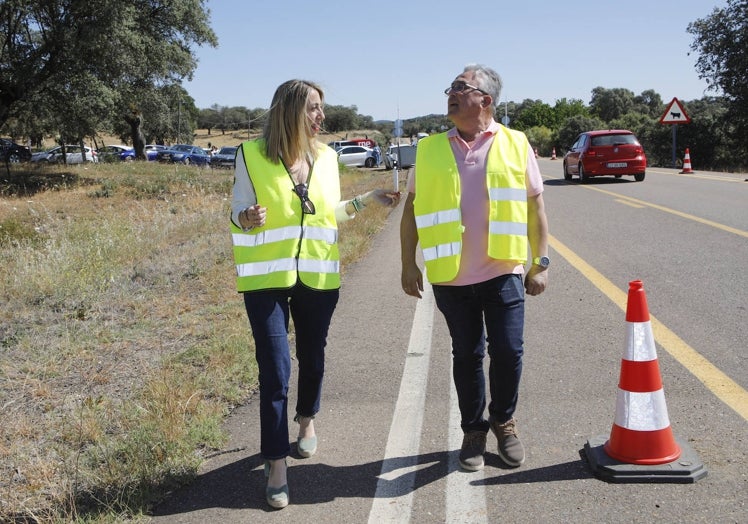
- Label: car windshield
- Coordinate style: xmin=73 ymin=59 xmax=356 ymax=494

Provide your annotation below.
xmin=172 ymin=145 xmax=192 ymax=152
xmin=218 ymin=147 xmax=236 ymax=155
xmin=591 ymin=134 xmax=638 ymax=146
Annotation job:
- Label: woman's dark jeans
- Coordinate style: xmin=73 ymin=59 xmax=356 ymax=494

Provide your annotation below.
xmin=244 ymin=284 xmax=339 ymax=459
xmin=432 ymin=274 xmax=525 ymax=433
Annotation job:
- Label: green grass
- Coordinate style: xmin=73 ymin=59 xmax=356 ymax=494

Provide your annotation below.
xmin=0 ymin=160 xmax=399 ymax=522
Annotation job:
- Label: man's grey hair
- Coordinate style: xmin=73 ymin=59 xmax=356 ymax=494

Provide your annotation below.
xmin=464 ymin=63 xmax=502 ymax=108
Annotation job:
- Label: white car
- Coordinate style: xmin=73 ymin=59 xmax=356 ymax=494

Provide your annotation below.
xmin=31 ymin=145 xmax=98 ymax=164
xmin=337 ymin=145 xmax=376 ymax=168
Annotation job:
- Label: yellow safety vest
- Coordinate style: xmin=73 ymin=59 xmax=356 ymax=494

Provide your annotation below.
xmin=414 ymin=126 xmax=529 ymax=283
xmin=231 ymin=140 xmax=341 ymax=291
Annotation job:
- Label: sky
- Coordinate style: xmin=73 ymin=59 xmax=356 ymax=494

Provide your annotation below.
xmin=184 ymin=0 xmax=724 ymax=122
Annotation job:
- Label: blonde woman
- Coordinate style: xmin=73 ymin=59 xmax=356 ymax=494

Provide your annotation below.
xmin=231 ymin=79 xmax=399 ymax=509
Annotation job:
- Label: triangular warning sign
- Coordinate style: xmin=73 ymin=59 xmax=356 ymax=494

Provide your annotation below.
xmin=659 ymin=98 xmax=691 ymax=124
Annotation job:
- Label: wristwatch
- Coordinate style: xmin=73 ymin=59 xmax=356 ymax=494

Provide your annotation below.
xmin=532 ymin=256 xmax=550 ymax=268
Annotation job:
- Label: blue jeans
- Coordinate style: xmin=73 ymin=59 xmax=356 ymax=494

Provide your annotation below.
xmin=432 ymin=274 xmax=525 ymax=433
xmin=243 ymin=284 xmax=339 ymax=459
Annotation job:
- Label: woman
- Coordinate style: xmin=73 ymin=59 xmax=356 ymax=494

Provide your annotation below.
xmin=230 ymin=79 xmax=399 ymax=509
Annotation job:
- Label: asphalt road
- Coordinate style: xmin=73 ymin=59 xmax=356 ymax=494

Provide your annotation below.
xmin=149 ymin=161 xmax=747 ymax=523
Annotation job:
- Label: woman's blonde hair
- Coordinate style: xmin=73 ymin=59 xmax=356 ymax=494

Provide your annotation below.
xmin=263 ymin=79 xmax=324 ymax=164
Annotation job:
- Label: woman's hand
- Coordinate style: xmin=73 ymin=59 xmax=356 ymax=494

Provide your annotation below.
xmin=363 ymin=189 xmax=401 ymax=208
xmin=241 ymin=204 xmax=267 ymax=228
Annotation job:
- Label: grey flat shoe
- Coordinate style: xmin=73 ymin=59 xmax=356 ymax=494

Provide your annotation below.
xmin=295 ymin=414 xmax=317 ymax=458
xmin=297 ymin=434 xmax=317 ymax=458
xmin=264 ymin=460 xmax=289 ymax=509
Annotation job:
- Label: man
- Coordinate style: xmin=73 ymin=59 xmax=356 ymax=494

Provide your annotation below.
xmin=400 ymin=64 xmax=548 ymax=471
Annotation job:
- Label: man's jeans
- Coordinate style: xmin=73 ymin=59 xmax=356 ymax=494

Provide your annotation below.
xmin=432 ymin=274 xmax=525 ymax=433
xmin=244 ymin=284 xmax=339 ymax=459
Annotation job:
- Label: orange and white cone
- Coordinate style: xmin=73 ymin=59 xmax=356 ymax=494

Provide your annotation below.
xmin=550 ymin=147 xmax=557 ymax=160
xmin=603 ymin=280 xmax=681 ymax=465
xmin=680 ymin=148 xmax=694 ymax=174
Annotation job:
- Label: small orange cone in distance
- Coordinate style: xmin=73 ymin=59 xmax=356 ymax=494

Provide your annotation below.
xmin=550 ymin=147 xmax=557 ymax=160
xmin=603 ymin=280 xmax=681 ymax=465
xmin=680 ymin=148 xmax=694 ymax=174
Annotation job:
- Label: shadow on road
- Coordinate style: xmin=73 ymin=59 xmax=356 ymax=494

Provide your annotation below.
xmin=151 ymin=449 xmax=593 ymax=516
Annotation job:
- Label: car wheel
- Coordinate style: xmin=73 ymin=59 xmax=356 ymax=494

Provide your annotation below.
xmin=183 ymin=157 xmax=191 ymax=165
xmin=634 ymin=173 xmax=645 ymax=182
xmin=563 ymin=161 xmax=572 ymax=180
xmin=8 ymin=153 xmax=21 ymax=163
xmin=365 ymin=157 xmax=375 ymax=168
xmin=578 ymin=164 xmax=589 ymax=184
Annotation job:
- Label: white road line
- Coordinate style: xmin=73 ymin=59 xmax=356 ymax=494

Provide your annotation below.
xmin=446 ymin=380 xmax=489 ymax=523
xmin=368 ymin=285 xmax=435 ymax=524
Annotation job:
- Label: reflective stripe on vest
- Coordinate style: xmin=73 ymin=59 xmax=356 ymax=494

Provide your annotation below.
xmin=414 ymin=127 xmax=529 ymax=283
xmin=231 ymin=140 xmax=341 ymax=291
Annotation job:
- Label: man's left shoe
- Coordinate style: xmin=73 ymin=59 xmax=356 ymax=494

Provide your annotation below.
xmin=459 ymin=430 xmax=487 ymax=471
xmin=489 ymin=416 xmax=525 ymax=467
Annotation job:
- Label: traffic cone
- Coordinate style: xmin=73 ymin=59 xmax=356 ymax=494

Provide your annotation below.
xmin=550 ymin=147 xmax=556 ymax=160
xmin=583 ymin=279 xmax=707 ymax=483
xmin=603 ymin=280 xmax=680 ymax=465
xmin=534 ymin=147 xmax=538 ymax=158
xmin=680 ymin=148 xmax=694 ymax=174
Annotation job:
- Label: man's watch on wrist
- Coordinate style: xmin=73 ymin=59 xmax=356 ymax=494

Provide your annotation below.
xmin=532 ymin=255 xmax=550 ymax=268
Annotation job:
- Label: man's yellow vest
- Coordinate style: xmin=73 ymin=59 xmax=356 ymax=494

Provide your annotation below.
xmin=231 ymin=140 xmax=341 ymax=292
xmin=414 ymin=126 xmax=529 ymax=283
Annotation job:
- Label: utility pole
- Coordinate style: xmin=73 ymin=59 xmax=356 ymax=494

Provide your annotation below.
xmin=177 ymin=95 xmax=182 ymax=144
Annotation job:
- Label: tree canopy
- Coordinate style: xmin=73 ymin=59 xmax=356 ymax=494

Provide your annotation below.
xmin=0 ymin=0 xmax=217 ymax=153
xmin=688 ymin=0 xmax=748 ymax=140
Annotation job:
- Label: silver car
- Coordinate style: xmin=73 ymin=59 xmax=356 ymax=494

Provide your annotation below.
xmin=337 ymin=145 xmax=376 ymax=168
xmin=31 ymin=145 xmax=99 ymax=164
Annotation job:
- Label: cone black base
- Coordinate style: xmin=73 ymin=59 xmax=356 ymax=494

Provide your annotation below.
xmin=583 ymin=434 xmax=707 ymax=484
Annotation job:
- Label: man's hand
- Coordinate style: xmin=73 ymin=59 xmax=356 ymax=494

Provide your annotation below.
xmin=401 ymin=263 xmax=424 ymax=299
xmin=524 ymin=265 xmax=548 ymax=296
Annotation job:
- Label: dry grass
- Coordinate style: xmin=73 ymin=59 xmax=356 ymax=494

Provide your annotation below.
xmin=0 ymin=154 xmax=400 ymax=522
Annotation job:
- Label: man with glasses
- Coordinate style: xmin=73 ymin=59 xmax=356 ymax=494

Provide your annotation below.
xmin=400 ymin=64 xmax=549 ymax=471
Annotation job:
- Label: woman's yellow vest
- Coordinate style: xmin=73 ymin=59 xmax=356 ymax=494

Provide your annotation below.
xmin=414 ymin=126 xmax=529 ymax=283
xmin=230 ymin=140 xmax=341 ymax=292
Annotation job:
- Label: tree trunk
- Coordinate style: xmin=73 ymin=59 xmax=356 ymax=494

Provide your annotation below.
xmin=125 ymin=109 xmax=147 ymax=160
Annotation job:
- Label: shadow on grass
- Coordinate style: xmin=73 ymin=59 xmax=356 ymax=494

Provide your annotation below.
xmin=1 ymin=164 xmax=96 ymax=197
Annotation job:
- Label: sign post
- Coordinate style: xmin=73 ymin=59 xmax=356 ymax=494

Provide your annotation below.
xmin=393 ymin=119 xmax=403 ymax=191
xmin=659 ymin=98 xmax=691 ymax=169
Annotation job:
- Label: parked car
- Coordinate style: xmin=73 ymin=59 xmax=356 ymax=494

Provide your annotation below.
xmin=337 ymin=145 xmax=377 ymax=168
xmin=96 ymin=144 xmax=132 ymax=162
xmin=563 ymin=130 xmax=646 ymax=183
xmin=155 ymin=144 xmax=210 ymax=166
xmin=30 ymin=145 xmax=98 ymax=164
xmin=1 ymin=138 xmax=32 ymax=163
xmin=121 ymin=144 xmax=167 ymax=161
xmin=210 ymin=146 xmax=238 ymax=169
xmin=385 ymin=144 xmax=417 ymax=169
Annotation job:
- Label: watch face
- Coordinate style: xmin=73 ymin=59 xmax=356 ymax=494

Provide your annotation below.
xmin=539 ymin=256 xmax=550 ymax=267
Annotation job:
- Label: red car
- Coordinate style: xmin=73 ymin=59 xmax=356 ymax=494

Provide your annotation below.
xmin=563 ymin=130 xmax=647 ymax=183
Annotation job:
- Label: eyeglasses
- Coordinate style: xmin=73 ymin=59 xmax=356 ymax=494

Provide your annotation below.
xmin=293 ymin=183 xmax=316 ymax=215
xmin=444 ymin=81 xmax=489 ymax=96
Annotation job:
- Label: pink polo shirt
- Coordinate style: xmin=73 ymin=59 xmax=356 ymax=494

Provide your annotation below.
xmin=407 ymin=121 xmax=544 ymax=286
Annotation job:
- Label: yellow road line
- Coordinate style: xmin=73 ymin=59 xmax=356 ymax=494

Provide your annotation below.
xmin=581 ymin=186 xmax=748 ymax=238
xmin=550 ymin=233 xmax=748 ymax=422
xmin=615 ymin=199 xmax=644 ymax=208
xmin=648 ymin=168 xmax=746 ymax=182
